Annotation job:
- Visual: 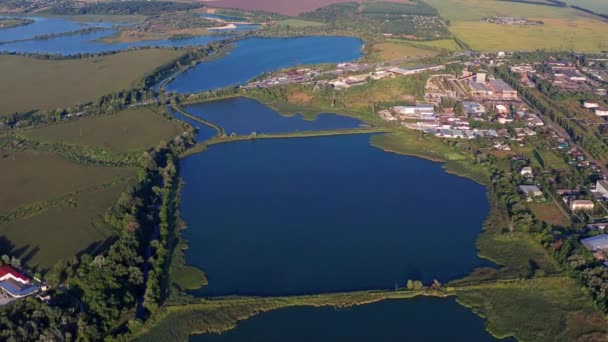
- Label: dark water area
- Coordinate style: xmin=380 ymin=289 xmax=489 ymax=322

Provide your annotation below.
xmin=165 ymin=36 xmax=363 ymax=93
xmin=0 ymin=15 xmax=117 ymax=43
xmin=0 ymin=28 xmax=229 ymax=55
xmin=180 ymin=134 xmax=491 ymax=297
xmin=168 ymin=107 xmax=218 ymax=142
xmin=183 ymin=97 xmax=364 ymax=135
xmin=190 ymin=298 xmax=504 ymax=342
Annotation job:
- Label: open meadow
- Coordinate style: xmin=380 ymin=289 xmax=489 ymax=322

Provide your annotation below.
xmin=0 ymin=149 xmax=133 ymax=215
xmin=24 ymin=108 xmax=185 ymax=153
xmin=0 ymin=48 xmax=183 ymax=115
xmin=426 ymin=0 xmax=608 ymax=51
xmin=372 ymin=41 xmax=438 ymax=60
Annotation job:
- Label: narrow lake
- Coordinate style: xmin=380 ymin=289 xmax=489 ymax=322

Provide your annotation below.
xmin=182 ymin=97 xmax=364 ymax=135
xmin=181 ymin=133 xmax=490 ymax=297
xmin=0 ymin=28 xmax=229 ymax=55
xmin=165 ymin=36 xmax=363 ymax=93
xmin=190 ymin=298 xmax=503 ymax=342
xmin=0 ymin=15 xmax=117 ymax=43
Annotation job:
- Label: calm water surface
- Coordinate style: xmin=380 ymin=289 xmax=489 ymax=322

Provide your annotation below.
xmin=190 ymin=298 xmax=503 ymax=342
xmin=0 ymin=28 xmax=229 ymax=55
xmin=181 ymin=134 xmax=490 ymax=297
xmin=0 ymin=15 xmax=117 ymax=43
xmin=183 ymin=97 xmax=364 ymax=135
xmin=166 ymin=36 xmax=363 ymax=93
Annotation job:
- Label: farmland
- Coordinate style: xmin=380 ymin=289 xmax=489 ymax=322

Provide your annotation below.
xmin=0 ymin=149 xmax=133 ymax=215
xmin=0 ymin=48 xmax=184 ymax=115
xmin=426 ymin=0 xmax=608 ymax=51
xmin=0 ymin=180 xmax=130 ymax=271
xmin=24 ymin=107 xmax=184 ymax=153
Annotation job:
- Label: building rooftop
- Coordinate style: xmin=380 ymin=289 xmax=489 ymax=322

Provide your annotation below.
xmin=488 ymin=79 xmax=516 ymax=93
xmin=582 ymin=234 xmax=608 ymax=251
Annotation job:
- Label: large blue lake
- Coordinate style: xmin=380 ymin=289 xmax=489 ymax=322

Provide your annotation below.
xmin=183 ymin=97 xmax=364 ymax=135
xmin=181 ymin=132 xmax=490 ymax=296
xmin=191 ymin=298 xmax=503 ymax=342
xmin=165 ymin=36 xmax=363 ymax=93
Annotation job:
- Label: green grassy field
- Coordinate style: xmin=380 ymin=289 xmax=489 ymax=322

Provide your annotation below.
xmin=0 ymin=48 xmax=183 ymax=115
xmin=372 ymin=41 xmax=438 ymax=60
xmin=529 ymin=202 xmax=571 ymax=227
xmin=404 ymin=39 xmax=462 ymax=51
xmin=0 ymin=180 xmax=131 ymax=271
xmin=25 ymin=108 xmax=184 ymax=153
xmin=0 ymin=149 xmax=133 ymax=215
xmin=426 ymin=0 xmax=608 ymax=51
xmin=275 ymin=19 xmax=325 ymax=27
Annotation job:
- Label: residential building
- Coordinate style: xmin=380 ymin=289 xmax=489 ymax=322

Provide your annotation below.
xmin=570 ymin=200 xmax=595 ymax=211
xmin=595 ymin=107 xmax=608 ymax=117
xmin=581 ymin=234 xmax=608 ymax=251
xmin=597 ymin=180 xmax=608 ymax=197
xmin=0 ymin=265 xmax=39 ymax=298
xmin=584 ymin=101 xmax=600 ymax=109
xmin=519 ymin=185 xmax=543 ymax=199
xmin=520 ymin=166 xmax=533 ymax=177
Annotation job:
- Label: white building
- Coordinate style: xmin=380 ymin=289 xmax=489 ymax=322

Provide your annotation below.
xmin=584 ymin=101 xmax=599 ymax=109
xmin=570 ymin=200 xmax=595 ymax=211
xmin=595 ymin=107 xmax=608 ymax=117
xmin=520 ymin=166 xmax=533 ymax=177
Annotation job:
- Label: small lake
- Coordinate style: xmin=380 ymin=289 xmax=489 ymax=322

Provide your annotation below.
xmin=181 ymin=133 xmax=490 ymax=297
xmin=0 ymin=15 xmax=118 ymax=43
xmin=0 ymin=28 xmax=229 ymax=55
xmin=182 ymin=97 xmax=364 ymax=135
xmin=190 ymin=298 xmax=502 ymax=342
xmin=165 ymin=36 xmax=363 ymax=93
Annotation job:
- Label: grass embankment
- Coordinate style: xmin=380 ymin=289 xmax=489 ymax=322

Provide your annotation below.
xmin=455 ymin=277 xmax=608 ymax=341
xmin=24 ymin=108 xmax=184 ymax=153
xmin=0 ymin=48 xmax=183 ymax=115
xmin=426 ymin=0 xmax=608 ymax=51
xmin=370 ymin=131 xmax=489 ymax=185
xmin=275 ymin=19 xmax=326 ymax=28
xmin=132 ymin=290 xmax=426 ymax=342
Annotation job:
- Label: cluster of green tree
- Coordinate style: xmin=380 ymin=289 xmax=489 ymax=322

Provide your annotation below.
xmin=0 ymin=18 xmax=34 ymax=30
xmin=554 ymin=237 xmax=608 ymax=312
xmin=46 ymin=1 xmax=204 ymax=16
xmin=0 ymin=296 xmax=85 ymax=341
xmin=495 ymin=67 xmax=608 ymax=163
xmin=0 ymin=27 xmax=106 ymax=45
xmin=298 ymin=1 xmax=449 ymax=39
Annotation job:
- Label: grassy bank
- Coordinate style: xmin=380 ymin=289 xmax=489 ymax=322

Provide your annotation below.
xmin=132 ymin=290 xmax=427 ymax=341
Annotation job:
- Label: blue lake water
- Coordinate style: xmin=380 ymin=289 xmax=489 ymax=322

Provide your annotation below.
xmin=0 ymin=15 xmax=118 ymax=43
xmin=0 ymin=28 xmax=229 ymax=55
xmin=181 ymin=133 xmax=490 ymax=297
xmin=168 ymin=107 xmax=218 ymax=142
xmin=165 ymin=36 xmax=363 ymax=93
xmin=182 ymin=97 xmax=364 ymax=135
xmin=190 ymin=298 xmax=503 ymax=342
